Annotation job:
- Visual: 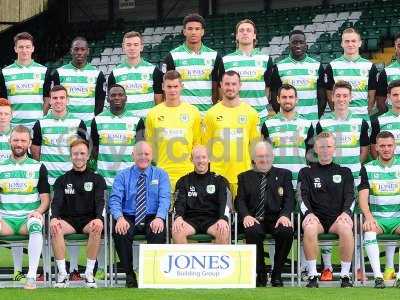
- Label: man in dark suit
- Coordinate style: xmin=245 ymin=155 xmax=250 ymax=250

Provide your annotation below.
xmin=236 ymin=141 xmax=294 ymax=287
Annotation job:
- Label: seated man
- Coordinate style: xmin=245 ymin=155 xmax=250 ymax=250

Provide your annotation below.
xmin=50 ymin=139 xmax=106 ymax=288
xmin=359 ymin=131 xmax=400 ymax=289
xmin=172 ymin=145 xmax=230 ymax=244
xmin=0 ymin=125 xmax=50 ymax=289
xmin=299 ymin=132 xmax=355 ymax=288
xmin=236 ymin=141 xmax=294 ymax=287
xmin=109 ymin=141 xmax=170 ymax=288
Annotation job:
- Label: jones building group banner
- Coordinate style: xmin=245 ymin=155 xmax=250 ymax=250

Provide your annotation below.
xmin=138 ymin=244 xmax=256 ymax=288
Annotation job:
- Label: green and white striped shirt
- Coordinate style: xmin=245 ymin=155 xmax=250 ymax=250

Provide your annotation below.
xmin=261 ymin=112 xmax=314 ymax=188
xmin=33 ymin=111 xmax=85 ymax=186
xmin=0 ymin=156 xmax=43 ymax=217
xmin=108 ymin=59 xmax=158 ymax=118
xmin=165 ymin=43 xmax=221 ymax=113
xmin=371 ymin=110 xmax=400 ymax=155
xmin=92 ymin=109 xmax=141 ymax=189
xmin=273 ymin=55 xmax=322 ymax=121
xmin=223 ymin=49 xmax=272 ymax=123
xmin=56 ymin=63 xmax=103 ymax=127
xmin=326 ymin=55 xmax=377 ymax=120
xmin=0 ymin=128 xmax=11 ymax=161
xmin=317 ymin=111 xmax=369 ymax=185
xmin=1 ymin=61 xmax=49 ymax=127
xmin=360 ymin=157 xmax=400 ymax=219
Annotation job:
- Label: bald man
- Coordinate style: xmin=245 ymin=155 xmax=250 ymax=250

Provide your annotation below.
xmin=172 ymin=145 xmax=231 ymax=244
xmin=109 ymin=141 xmax=171 ymax=288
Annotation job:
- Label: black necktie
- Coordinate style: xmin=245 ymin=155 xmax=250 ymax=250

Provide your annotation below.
xmin=256 ymin=173 xmax=267 ymax=219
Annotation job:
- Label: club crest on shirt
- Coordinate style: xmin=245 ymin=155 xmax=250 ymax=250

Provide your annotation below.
xmin=332 ymin=175 xmax=342 ymax=183
xmin=26 ymin=170 xmax=35 ymax=179
xmin=278 ymin=186 xmax=284 ymax=196
xmin=87 ymin=76 xmax=96 ymax=84
xmin=142 ymin=73 xmax=150 ymax=81
xmin=34 ymin=73 xmax=41 ymax=80
xmin=84 ymin=182 xmax=93 ymax=191
xmin=161 ymin=63 xmax=167 ymax=74
xmin=308 ymin=68 xmax=317 ymax=76
xmin=204 ymin=58 xmax=213 ymax=67
xmin=206 ymin=184 xmax=215 ymax=194
xmin=180 ymin=113 xmax=189 ymax=123
xmin=238 ymin=115 xmax=247 ymax=124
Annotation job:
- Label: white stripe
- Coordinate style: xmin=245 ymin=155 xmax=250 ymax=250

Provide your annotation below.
xmin=172 ymin=51 xmax=217 ymax=61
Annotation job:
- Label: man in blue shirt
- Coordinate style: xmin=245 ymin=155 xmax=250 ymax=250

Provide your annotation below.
xmin=109 ymin=141 xmax=170 ymax=288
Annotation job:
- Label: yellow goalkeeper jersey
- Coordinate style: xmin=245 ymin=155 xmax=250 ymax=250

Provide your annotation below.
xmin=202 ymin=101 xmax=260 ymax=196
xmin=145 ymin=101 xmax=202 ymax=190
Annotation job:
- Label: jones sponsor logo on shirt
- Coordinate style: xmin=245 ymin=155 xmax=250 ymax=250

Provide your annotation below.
xmin=372 ymin=182 xmax=400 ymax=194
xmin=162 ymin=253 xmax=233 ymax=278
xmin=65 ymin=184 xmax=75 ymax=194
xmin=67 ymin=86 xmax=92 ymax=97
xmin=6 ymin=182 xmax=28 ymax=192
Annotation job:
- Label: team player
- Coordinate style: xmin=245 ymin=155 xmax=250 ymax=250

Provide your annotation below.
xmin=108 ymin=31 xmax=163 ymax=118
xmin=50 ymin=139 xmax=106 ymax=288
xmin=270 ymin=30 xmax=325 ymax=122
xmin=316 ymin=80 xmax=369 ymax=281
xmin=163 ymin=13 xmax=224 ymax=114
xmin=31 ymin=85 xmax=86 ymax=186
xmin=0 ymin=32 xmax=52 ymax=128
xmin=91 ymin=84 xmax=142 ymax=191
xmin=222 ymin=19 xmax=273 ymax=123
xmin=144 ymin=70 xmax=201 ymax=190
xmin=53 ymin=36 xmax=106 ymax=129
xmin=203 ymin=70 xmax=260 ymax=197
xmin=299 ymin=132 xmax=355 ymax=288
xmin=359 ymin=131 xmax=400 ymax=288
xmin=375 ymin=33 xmax=400 ymax=113
xmin=325 ymin=28 xmax=378 ymax=120
xmin=0 ymin=125 xmax=50 ymax=289
xmin=261 ymin=84 xmax=314 ymax=189
xmin=0 ymin=98 xmax=27 ymax=282
xmin=369 ymin=79 xmax=400 ymax=280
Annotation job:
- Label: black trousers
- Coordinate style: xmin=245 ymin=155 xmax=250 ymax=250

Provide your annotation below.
xmin=112 ymin=214 xmax=165 ymax=275
xmin=244 ymin=219 xmax=293 ymax=278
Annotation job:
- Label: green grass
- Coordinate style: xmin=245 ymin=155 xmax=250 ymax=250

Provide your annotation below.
xmin=0 ymin=288 xmax=399 ymax=300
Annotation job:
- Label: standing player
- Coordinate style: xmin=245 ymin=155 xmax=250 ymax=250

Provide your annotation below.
xmin=0 ymin=32 xmax=52 ymax=128
xmin=53 ymin=36 xmax=106 ymax=130
xmin=359 ymin=131 xmax=400 ymax=288
xmin=261 ymin=84 xmax=314 ymax=189
xmin=163 ymin=13 xmax=224 ymax=114
xmin=203 ymin=70 xmax=260 ymax=197
xmin=325 ymin=28 xmax=378 ymax=121
xmin=375 ymin=33 xmax=400 ymax=113
xmin=270 ymin=30 xmax=325 ymax=122
xmin=145 ymin=70 xmax=201 ymax=191
xmin=91 ymin=84 xmax=142 ymax=192
xmin=369 ymin=79 xmax=400 ymax=280
xmin=108 ymin=31 xmax=163 ymax=118
xmin=0 ymin=125 xmax=50 ymax=289
xmin=222 ymin=19 xmax=273 ymax=123
xmin=316 ymin=80 xmax=369 ymax=281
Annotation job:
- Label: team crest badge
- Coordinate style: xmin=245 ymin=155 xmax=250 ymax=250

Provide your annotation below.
xmin=238 ymin=115 xmax=247 ymax=124
xmin=332 ymin=175 xmax=342 ymax=183
xmin=360 ymin=69 xmax=369 ymax=77
xmin=34 ymin=73 xmax=41 ymax=80
xmin=142 ymin=73 xmax=150 ymax=80
xmin=26 ymin=170 xmax=35 ymax=179
xmin=180 ymin=113 xmax=189 ymax=123
xmin=308 ymin=69 xmax=317 ymax=75
xmin=87 ymin=76 xmax=96 ymax=84
xmin=126 ymin=123 xmax=134 ymax=131
xmin=206 ymin=184 xmax=216 ymax=194
xmin=161 ymin=63 xmax=167 ymax=74
xmin=278 ymin=187 xmax=284 ymax=196
xmin=205 ymin=59 xmax=213 ymax=66
xmin=84 ymin=182 xmax=93 ymax=191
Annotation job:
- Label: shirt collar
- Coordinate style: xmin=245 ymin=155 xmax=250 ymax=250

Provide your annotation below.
xmin=183 ymin=42 xmax=204 ymax=55
xmin=288 ymin=53 xmax=308 ymax=63
xmin=14 ymin=60 xmax=34 ymax=68
xmin=10 ymin=154 xmax=28 ymax=164
xmin=133 ymin=165 xmax=152 ymax=177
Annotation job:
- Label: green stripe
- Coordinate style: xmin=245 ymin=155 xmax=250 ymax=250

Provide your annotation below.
xmin=11 ymin=103 xmax=42 ymax=110
xmin=4 ymin=73 xmax=45 ymax=81
xmin=98 ymin=154 xmax=132 ymax=162
xmin=174 ymin=57 xmax=214 ymax=66
xmin=125 ymin=101 xmax=154 ymax=110
xmin=0 ymin=201 xmax=40 ymax=211
xmin=370 ymin=204 xmax=400 ymax=212
xmin=273 ymin=156 xmax=306 ymax=164
xmin=182 ymin=89 xmax=212 ymax=97
xmin=41 ymin=154 xmax=70 ymax=162
xmin=59 ymin=75 xmax=94 ymax=83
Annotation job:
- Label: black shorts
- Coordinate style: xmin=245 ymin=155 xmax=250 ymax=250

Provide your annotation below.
xmin=185 ymin=215 xmax=219 ymax=234
xmin=316 ymin=215 xmax=337 ymax=234
xmin=61 ymin=216 xmax=94 ymax=234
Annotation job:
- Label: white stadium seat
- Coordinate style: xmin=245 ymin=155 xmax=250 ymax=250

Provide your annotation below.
xmin=101 ymin=48 xmax=113 ymax=56
xmin=142 ymin=27 xmax=155 ymax=36
xmin=324 ymin=13 xmax=337 ymax=22
xmin=312 ymin=14 xmax=325 ymax=23
xmin=91 ymin=57 xmax=101 ymax=66
xmin=112 ymin=47 xmax=123 ymax=55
